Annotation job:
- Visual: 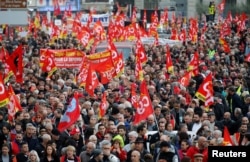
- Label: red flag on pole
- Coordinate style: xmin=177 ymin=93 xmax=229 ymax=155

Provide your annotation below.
xmin=223 ymin=126 xmax=233 ymax=146
xmin=133 ymin=80 xmax=153 ymax=124
xmin=58 ymin=92 xmax=80 ymax=132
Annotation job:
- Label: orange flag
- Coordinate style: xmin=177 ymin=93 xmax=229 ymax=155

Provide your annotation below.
xmin=219 ymin=38 xmax=231 ymax=53
xmin=223 ymin=126 xmax=233 ymax=146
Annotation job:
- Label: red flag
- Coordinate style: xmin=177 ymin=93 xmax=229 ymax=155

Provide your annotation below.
xmin=0 ymin=73 xmax=9 ymax=108
xmin=223 ymin=126 xmax=233 ymax=146
xmin=135 ymin=39 xmax=147 ymax=64
xmin=99 ymin=92 xmax=107 ymax=118
xmin=173 ymin=86 xmax=181 ymax=95
xmin=166 ymin=45 xmax=173 ymax=74
xmin=53 ymin=0 xmax=61 ymax=16
xmin=133 ymin=80 xmax=153 ymax=124
xmin=77 ymin=60 xmax=89 ymax=87
xmin=7 ymin=45 xmax=23 ymax=83
xmin=217 ymin=0 xmax=225 ymax=13
xmin=41 ymin=50 xmax=57 ymax=78
xmin=179 ymin=71 xmax=192 ymax=87
xmin=131 ymin=83 xmax=139 ymax=109
xmin=85 ymin=64 xmax=100 ymax=97
xmin=58 ymin=92 xmax=80 ymax=132
xmin=187 ymin=51 xmax=199 ymax=71
xmin=135 ymin=55 xmax=143 ymax=82
xmin=7 ymin=84 xmax=22 ymax=122
xmin=195 ymin=72 xmax=214 ymax=107
xmin=245 ymin=53 xmax=250 ymax=62
xmin=178 ymin=29 xmax=186 ymax=42
xmin=1 ymin=48 xmax=14 ymax=83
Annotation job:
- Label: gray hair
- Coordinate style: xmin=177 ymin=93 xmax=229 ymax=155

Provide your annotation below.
xmin=213 ymin=130 xmax=222 ymax=137
xmin=89 ymin=135 xmax=97 ymax=140
xmin=42 ymin=134 xmax=51 ymax=141
xmin=100 ymin=140 xmax=111 ymax=148
xmin=128 ymin=131 xmax=138 ymax=138
xmin=29 ymin=150 xmax=40 ymax=162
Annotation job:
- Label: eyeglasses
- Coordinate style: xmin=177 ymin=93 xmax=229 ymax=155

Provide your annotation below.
xmin=102 ymin=147 xmax=110 ymax=150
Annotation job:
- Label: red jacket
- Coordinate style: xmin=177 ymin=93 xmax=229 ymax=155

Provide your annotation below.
xmin=186 ymin=146 xmax=208 ymax=162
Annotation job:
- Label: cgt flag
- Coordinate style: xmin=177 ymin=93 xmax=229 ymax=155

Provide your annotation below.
xmin=0 ymin=74 xmax=9 ymax=108
xmin=58 ymin=92 xmax=80 ymax=132
xmin=133 ymin=80 xmax=153 ymax=124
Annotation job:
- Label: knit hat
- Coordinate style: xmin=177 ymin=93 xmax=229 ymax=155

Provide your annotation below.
xmin=92 ymin=149 xmax=102 ymax=158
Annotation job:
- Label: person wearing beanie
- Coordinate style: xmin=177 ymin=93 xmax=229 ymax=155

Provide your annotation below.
xmin=88 ymin=149 xmax=103 ymax=162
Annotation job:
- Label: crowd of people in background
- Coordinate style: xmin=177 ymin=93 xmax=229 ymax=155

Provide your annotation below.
xmin=0 ymin=9 xmax=250 ymax=162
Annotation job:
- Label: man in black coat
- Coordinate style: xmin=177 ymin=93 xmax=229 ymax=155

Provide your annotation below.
xmin=16 ymin=142 xmax=29 ymax=162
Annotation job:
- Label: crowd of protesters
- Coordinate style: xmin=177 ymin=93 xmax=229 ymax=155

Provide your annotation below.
xmin=0 ymin=11 xmax=250 ymax=162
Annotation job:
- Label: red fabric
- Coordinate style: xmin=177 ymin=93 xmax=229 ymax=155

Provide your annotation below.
xmin=11 ymin=141 xmax=20 ymax=156
xmin=111 ymin=147 xmax=127 ymax=162
xmin=186 ymin=146 xmax=208 ymax=162
xmin=96 ymin=131 xmax=105 ymax=141
xmin=57 ymin=92 xmax=80 ymax=132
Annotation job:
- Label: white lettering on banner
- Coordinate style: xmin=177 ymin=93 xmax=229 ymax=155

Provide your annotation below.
xmin=111 ymin=50 xmax=118 ymax=59
xmin=81 ymin=14 xmax=110 ymax=27
xmin=180 ymin=78 xmax=186 ymax=86
xmin=137 ymin=96 xmax=150 ymax=115
xmin=46 ymin=58 xmax=53 ymax=71
xmin=131 ymin=95 xmax=137 ymax=104
xmin=92 ymin=72 xmax=97 ymax=81
xmin=8 ymin=99 xmax=15 ymax=117
xmin=179 ymin=33 xmax=184 ymax=41
xmin=40 ymin=55 xmax=45 ymax=61
xmin=115 ymin=59 xmax=123 ymax=74
xmin=81 ymin=33 xmax=90 ymax=45
xmin=129 ymin=27 xmax=134 ymax=34
xmin=0 ymin=83 xmax=5 ymax=95
xmin=101 ymin=102 xmax=107 ymax=110
xmin=101 ymin=69 xmax=114 ymax=80
xmin=203 ymin=82 xmax=213 ymax=105
xmin=53 ymin=57 xmax=83 ymax=68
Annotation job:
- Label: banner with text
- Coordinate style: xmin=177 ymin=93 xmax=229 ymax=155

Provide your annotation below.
xmin=80 ymin=13 xmax=110 ymax=27
xmin=40 ymin=49 xmax=85 ymax=68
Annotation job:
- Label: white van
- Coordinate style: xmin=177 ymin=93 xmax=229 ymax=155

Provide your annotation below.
xmin=95 ymin=41 xmax=135 ymax=61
